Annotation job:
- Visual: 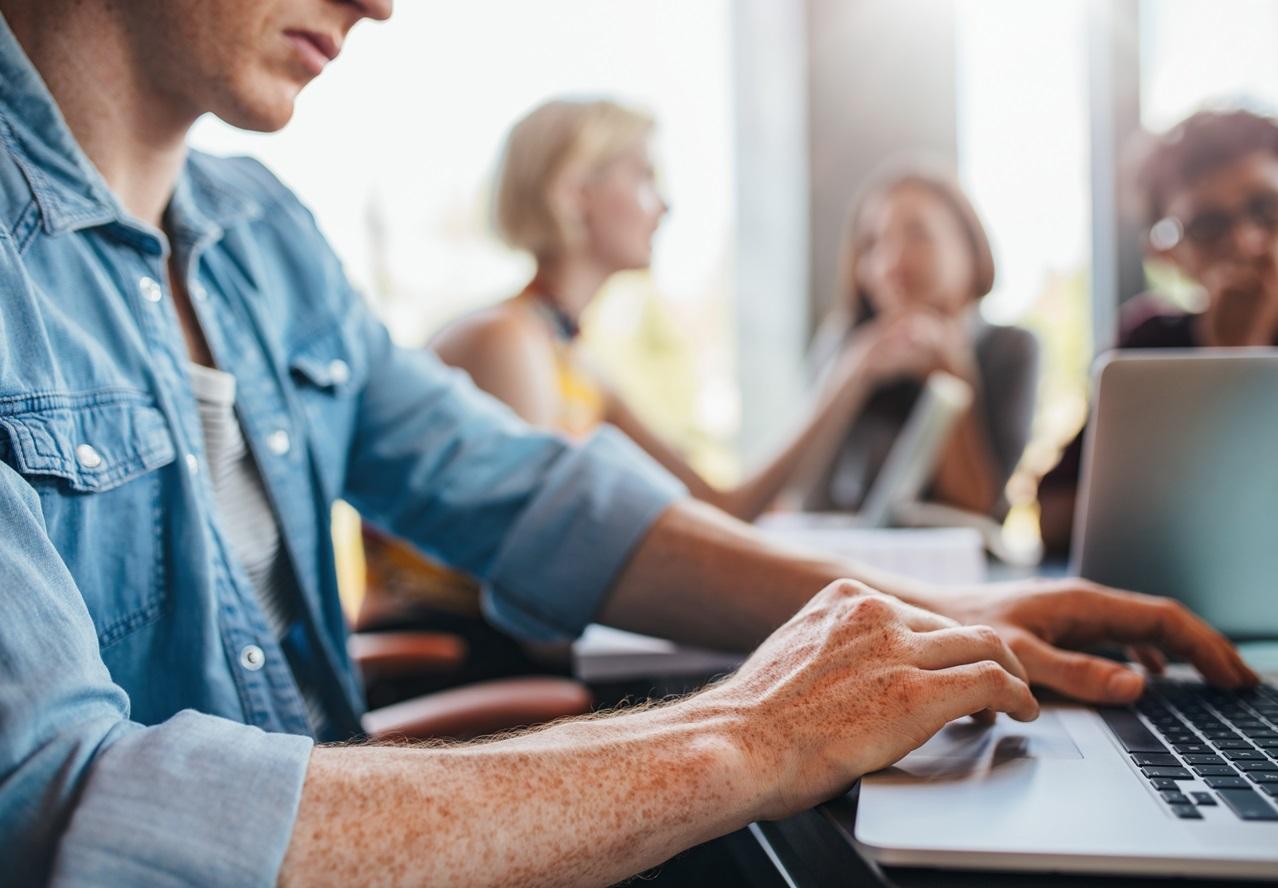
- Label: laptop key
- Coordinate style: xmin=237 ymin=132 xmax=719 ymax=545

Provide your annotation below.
xmin=1181 ymin=754 xmax=1226 ymax=765
xmin=1216 ymin=788 xmax=1278 ymax=821
xmin=1190 ymin=792 xmax=1217 ymax=806
xmin=1150 ymin=778 xmax=1180 ymax=791
xmin=1249 ymin=772 xmax=1278 ymax=784
xmin=1260 ymin=785 xmax=1278 ymax=798
xmin=1132 ymin=753 xmax=1181 ymax=767
xmin=1214 ymin=739 xmax=1254 ymax=749
xmin=1222 ymin=749 xmax=1265 ymax=761
xmin=1205 ymin=777 xmax=1251 ymax=789
xmin=1192 ymin=765 xmax=1241 ymax=777
xmin=1160 ymin=790 xmax=1191 ymax=805
xmin=1236 ymin=761 xmax=1278 ymax=773
xmin=1171 ymin=742 xmax=1212 ymax=755
xmin=1099 ymin=708 xmax=1169 ymax=754
xmin=1169 ymin=803 xmax=1203 ymax=820
xmin=1143 ymin=767 xmax=1193 ymax=780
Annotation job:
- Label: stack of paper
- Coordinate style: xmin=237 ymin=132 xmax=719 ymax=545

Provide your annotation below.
xmin=573 ymin=516 xmax=987 ymax=683
xmin=755 ymin=513 xmax=987 ymax=586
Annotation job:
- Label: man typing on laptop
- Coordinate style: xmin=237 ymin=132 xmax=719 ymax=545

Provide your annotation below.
xmin=0 ymin=1 xmax=1261 ymax=885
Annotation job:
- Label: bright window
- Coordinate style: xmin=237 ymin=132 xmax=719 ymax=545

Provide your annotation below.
xmin=1141 ymin=0 xmax=1278 ymax=130
xmin=954 ymin=0 xmax=1092 ymax=528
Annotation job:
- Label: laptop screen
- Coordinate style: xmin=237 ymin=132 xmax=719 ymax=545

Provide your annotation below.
xmin=1073 ymin=351 xmax=1278 ymax=644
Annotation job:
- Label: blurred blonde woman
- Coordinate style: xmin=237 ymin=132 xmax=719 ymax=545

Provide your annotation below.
xmin=430 ymin=97 xmax=889 ymax=520
xmin=803 ymin=165 xmax=1039 ymax=518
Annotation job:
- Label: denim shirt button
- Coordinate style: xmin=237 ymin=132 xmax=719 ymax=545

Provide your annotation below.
xmin=74 ymin=443 xmax=103 ymax=469
xmin=138 ymin=276 xmax=163 ymax=303
xmin=239 ymin=644 xmax=266 ymax=671
xmin=327 ymin=359 xmax=350 ymax=385
xmin=266 ymin=429 xmax=291 ymax=456
xmin=184 ymin=453 xmax=199 ymax=475
xmin=190 ymin=283 xmax=209 ymax=303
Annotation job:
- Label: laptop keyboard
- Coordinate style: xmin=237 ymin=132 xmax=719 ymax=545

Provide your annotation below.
xmin=1100 ymin=679 xmax=1278 ymax=822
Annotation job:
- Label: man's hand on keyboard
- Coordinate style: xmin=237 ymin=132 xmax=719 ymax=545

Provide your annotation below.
xmin=918 ymin=578 xmax=1260 ymax=704
xmin=705 ymin=580 xmax=1039 ymax=820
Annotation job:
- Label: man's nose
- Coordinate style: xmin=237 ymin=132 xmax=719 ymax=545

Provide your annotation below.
xmin=350 ymin=0 xmax=393 ymax=23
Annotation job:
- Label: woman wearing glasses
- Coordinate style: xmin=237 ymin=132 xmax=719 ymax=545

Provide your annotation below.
xmin=1038 ymin=108 xmax=1278 ymax=555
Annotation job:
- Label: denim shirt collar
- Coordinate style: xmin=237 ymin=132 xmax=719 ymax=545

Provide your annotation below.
xmin=0 ymin=12 xmax=260 ymax=245
xmin=170 ymin=155 xmax=265 ymax=252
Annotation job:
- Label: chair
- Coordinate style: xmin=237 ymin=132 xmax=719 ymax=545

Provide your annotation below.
xmin=347 ymin=630 xmax=592 ymax=741
xmin=334 ymin=503 xmax=593 ymax=742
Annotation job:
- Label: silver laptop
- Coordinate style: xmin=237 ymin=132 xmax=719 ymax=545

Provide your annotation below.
xmin=852 ymin=350 xmax=1278 ymax=880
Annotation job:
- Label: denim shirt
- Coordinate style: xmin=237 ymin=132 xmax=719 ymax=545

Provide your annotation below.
xmin=0 ymin=17 xmax=683 ymax=886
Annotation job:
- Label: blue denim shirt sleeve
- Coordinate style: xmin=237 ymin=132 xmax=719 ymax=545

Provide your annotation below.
xmin=0 ymin=460 xmax=312 ymax=887
xmin=343 ymin=304 xmax=687 ymax=642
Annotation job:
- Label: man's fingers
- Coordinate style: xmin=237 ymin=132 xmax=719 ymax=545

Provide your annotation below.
xmin=1131 ymin=594 xmax=1259 ymax=686
xmin=912 ymin=625 xmax=1029 ymax=685
xmin=1012 ymin=632 xmax=1147 ymax=704
xmin=892 ymin=600 xmax=959 ymax=633
xmin=968 ymin=708 xmax=998 ymax=726
xmin=1059 ymin=586 xmax=1258 ymax=688
xmin=929 ymin=661 xmax=1039 ymax=723
xmin=1127 ymin=644 xmax=1167 ymax=676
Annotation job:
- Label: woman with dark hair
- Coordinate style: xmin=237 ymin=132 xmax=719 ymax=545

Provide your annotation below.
xmin=804 ymin=166 xmax=1040 ymax=518
xmin=1038 ymin=109 xmax=1278 ymax=555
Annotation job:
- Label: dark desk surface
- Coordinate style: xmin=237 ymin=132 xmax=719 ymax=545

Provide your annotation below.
xmin=749 ymin=788 xmax=1270 ymax=887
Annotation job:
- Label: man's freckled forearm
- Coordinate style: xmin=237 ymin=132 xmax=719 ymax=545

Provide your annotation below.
xmin=281 ymin=704 xmax=756 ymax=887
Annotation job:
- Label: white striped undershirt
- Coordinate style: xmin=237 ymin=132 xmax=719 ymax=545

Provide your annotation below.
xmin=187 ymin=363 xmax=327 ymax=736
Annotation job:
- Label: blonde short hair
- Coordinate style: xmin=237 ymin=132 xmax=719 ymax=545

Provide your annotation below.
xmin=493 ymin=98 xmax=655 ymax=258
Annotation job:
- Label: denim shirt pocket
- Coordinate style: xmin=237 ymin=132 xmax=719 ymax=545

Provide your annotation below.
xmin=0 ymin=391 xmax=177 ymax=647
xmin=288 ymin=325 xmax=365 ymax=504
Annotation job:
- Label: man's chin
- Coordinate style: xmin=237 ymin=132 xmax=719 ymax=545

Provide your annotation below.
xmin=213 ymin=89 xmax=299 ymax=134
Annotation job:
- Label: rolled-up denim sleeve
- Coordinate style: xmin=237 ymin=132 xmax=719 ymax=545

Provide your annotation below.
xmin=0 ymin=461 xmax=312 ymax=887
xmin=344 ymin=308 xmax=686 ymax=643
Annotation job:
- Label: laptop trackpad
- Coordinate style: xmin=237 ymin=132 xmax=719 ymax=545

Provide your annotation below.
xmin=882 ymin=709 xmax=1082 ymax=781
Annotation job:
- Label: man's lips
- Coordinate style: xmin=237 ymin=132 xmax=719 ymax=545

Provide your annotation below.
xmin=285 ymin=29 xmax=341 ymax=76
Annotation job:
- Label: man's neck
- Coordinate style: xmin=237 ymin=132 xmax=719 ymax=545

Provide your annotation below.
xmin=3 ymin=1 xmax=193 ymax=227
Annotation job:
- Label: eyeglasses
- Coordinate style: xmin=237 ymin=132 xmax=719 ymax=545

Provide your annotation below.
xmin=1150 ymin=192 xmax=1278 ymax=251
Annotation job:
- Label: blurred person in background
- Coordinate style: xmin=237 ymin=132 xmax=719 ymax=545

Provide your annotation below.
xmin=358 ymin=98 xmax=908 ymax=661
xmin=802 ymin=166 xmax=1040 ymax=520
xmin=1038 ymin=108 xmax=1278 ymax=556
